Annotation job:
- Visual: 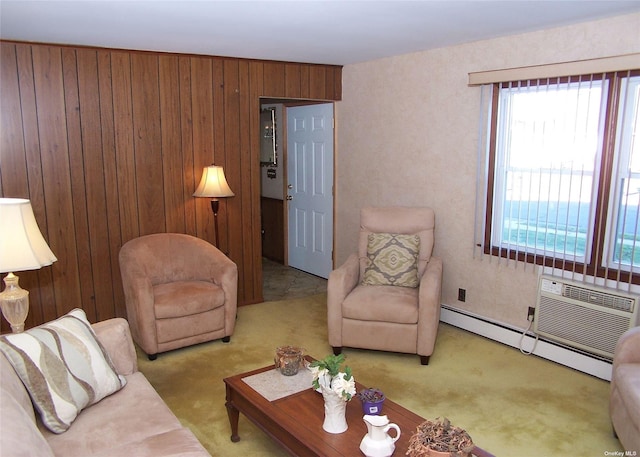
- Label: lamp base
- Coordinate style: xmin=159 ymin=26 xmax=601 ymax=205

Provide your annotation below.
xmin=0 ymin=272 xmax=30 ymax=333
xmin=211 ymin=198 xmax=220 ymax=248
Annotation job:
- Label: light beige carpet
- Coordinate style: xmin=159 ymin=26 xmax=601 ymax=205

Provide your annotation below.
xmin=137 ymin=294 xmax=623 ymax=457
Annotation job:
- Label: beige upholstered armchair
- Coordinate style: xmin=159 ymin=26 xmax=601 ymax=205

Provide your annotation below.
xmin=119 ymin=233 xmax=238 ymax=360
xmin=327 ymin=207 xmax=442 ymax=365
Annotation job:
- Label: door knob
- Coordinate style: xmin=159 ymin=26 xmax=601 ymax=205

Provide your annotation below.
xmin=286 ymin=195 xmax=293 ymax=201
xmin=287 ymin=184 xmax=293 ymax=189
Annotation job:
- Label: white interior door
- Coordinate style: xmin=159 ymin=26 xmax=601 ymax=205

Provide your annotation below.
xmin=287 ymin=103 xmax=334 ymax=279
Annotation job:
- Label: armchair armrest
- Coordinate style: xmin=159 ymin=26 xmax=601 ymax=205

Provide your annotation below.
xmin=416 ymin=256 xmax=443 ymax=355
xmin=327 ymin=253 xmax=360 ymax=347
xmin=418 ymin=256 xmax=443 ymax=314
xmin=206 ymin=254 xmax=238 ymax=336
xmin=613 ymin=326 xmax=640 ymax=369
xmin=118 ymin=251 xmax=157 ymax=355
xmin=92 ymin=318 xmax=138 ymax=376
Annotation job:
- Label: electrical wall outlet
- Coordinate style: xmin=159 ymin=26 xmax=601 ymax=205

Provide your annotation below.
xmin=458 ymin=288 xmax=466 ymax=302
xmin=527 ymin=307 xmax=535 ymax=321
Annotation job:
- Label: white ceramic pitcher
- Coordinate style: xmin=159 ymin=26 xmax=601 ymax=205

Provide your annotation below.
xmin=359 ymin=414 xmax=401 ymax=457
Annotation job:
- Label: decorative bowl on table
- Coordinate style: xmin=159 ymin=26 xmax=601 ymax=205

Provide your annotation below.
xmin=274 ymin=346 xmax=305 ymax=376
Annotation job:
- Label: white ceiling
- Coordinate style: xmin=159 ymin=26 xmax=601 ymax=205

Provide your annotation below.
xmin=1 ymin=1 xmax=639 ymax=65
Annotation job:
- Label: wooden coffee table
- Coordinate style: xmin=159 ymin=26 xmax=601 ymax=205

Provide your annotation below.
xmin=224 ymin=358 xmax=495 ymax=457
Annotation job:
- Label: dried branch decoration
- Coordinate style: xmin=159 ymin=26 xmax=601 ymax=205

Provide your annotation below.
xmin=406 ymin=417 xmax=474 ymax=457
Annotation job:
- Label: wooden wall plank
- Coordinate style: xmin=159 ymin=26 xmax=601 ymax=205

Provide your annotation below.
xmin=0 ymin=43 xmax=36 ymax=333
xmin=300 ymin=65 xmax=310 ymax=99
xmin=61 ymin=47 xmax=96 ymax=322
xmin=261 ymin=197 xmax=284 ymax=262
xmin=211 ymin=58 xmax=228 ymax=252
xmin=249 ymin=61 xmax=264 ymax=304
xmin=131 ymin=53 xmax=165 ymax=235
xmin=190 ymin=56 xmax=215 ymax=244
xmin=97 ymin=49 xmax=124 ymax=319
xmin=239 ymin=60 xmax=259 ymax=302
xmin=0 ymin=41 xmax=341 ymax=327
xmin=31 ymin=45 xmax=82 ymax=316
xmin=308 ymin=66 xmax=326 ymax=100
xmin=179 ymin=56 xmax=197 ymax=236
xmin=111 ymin=52 xmax=139 ymax=244
xmin=0 ymin=44 xmax=28 ymax=198
xmin=223 ymin=58 xmax=245 ymax=301
xmin=76 ymin=48 xmax=116 ymax=322
xmin=262 ymin=62 xmax=285 ymax=97
xmin=332 ymin=66 xmax=343 ymax=101
xmin=325 ymin=67 xmax=336 ymax=100
xmin=14 ymin=43 xmax=57 ymax=326
xmin=284 ymin=63 xmax=302 ymax=98
xmin=159 ymin=55 xmax=186 ymax=234
xmin=249 ymin=61 xmax=264 ymax=101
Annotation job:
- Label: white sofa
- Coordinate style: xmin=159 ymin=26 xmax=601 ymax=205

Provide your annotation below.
xmin=1 ymin=317 xmax=210 ymax=457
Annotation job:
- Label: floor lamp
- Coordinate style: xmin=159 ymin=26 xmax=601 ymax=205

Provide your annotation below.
xmin=193 ymin=165 xmax=235 ymax=248
xmin=0 ymin=198 xmax=57 ymax=333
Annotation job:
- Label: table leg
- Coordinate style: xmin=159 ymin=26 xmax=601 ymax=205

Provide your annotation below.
xmin=225 ymin=400 xmax=241 ymax=442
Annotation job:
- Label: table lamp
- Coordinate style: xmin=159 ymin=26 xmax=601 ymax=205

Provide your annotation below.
xmin=0 ymin=198 xmax=57 ymax=333
xmin=193 ymin=165 xmax=235 ymax=248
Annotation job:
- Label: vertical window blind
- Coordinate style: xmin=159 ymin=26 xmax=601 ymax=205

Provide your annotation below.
xmin=473 ymin=68 xmax=640 ymax=291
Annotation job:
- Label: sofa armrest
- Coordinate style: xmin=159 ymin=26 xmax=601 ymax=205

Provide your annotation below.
xmin=327 ymin=253 xmax=360 ymax=347
xmin=92 ymin=318 xmax=138 ymax=376
xmin=613 ymin=326 xmax=640 ymax=369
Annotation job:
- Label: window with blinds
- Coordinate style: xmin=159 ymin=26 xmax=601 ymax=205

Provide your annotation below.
xmin=481 ymin=70 xmax=640 ymax=286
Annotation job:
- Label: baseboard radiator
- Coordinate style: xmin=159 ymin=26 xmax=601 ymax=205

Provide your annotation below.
xmin=534 ymin=275 xmax=639 ymax=359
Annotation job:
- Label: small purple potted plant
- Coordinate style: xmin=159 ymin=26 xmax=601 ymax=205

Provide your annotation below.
xmin=357 ymin=387 xmax=386 ymax=415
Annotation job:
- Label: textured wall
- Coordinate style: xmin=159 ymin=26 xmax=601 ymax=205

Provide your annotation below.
xmin=336 ymin=13 xmax=640 ymax=329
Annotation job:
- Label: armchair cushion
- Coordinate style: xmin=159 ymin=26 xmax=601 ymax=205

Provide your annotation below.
xmin=362 ymin=233 xmax=420 ymax=288
xmin=153 ymin=281 xmax=225 ymax=318
xmin=343 ymin=285 xmax=419 ymax=324
xmin=0 ymin=309 xmax=126 ymax=433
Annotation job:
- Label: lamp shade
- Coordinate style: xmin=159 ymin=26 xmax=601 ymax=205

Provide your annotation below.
xmin=0 ymin=198 xmax=57 ymax=273
xmin=193 ymin=165 xmax=235 ymax=198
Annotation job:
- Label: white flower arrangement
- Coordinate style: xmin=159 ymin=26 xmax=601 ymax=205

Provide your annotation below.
xmin=309 ymin=354 xmax=356 ymax=401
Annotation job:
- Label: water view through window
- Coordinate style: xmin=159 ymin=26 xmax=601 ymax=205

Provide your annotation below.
xmin=492 ymin=73 xmax=640 ymax=273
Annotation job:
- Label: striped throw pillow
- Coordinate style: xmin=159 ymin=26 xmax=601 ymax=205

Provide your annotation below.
xmin=0 ymin=309 xmax=126 ymax=433
xmin=362 ymin=233 xmax=420 ymax=288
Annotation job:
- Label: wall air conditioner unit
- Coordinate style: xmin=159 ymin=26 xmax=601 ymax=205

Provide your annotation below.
xmin=534 ymin=275 xmax=639 ymax=359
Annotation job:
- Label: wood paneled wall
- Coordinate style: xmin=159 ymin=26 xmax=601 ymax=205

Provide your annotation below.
xmin=261 ymin=197 xmax=285 ymax=263
xmin=0 ymin=41 xmax=341 ymax=331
